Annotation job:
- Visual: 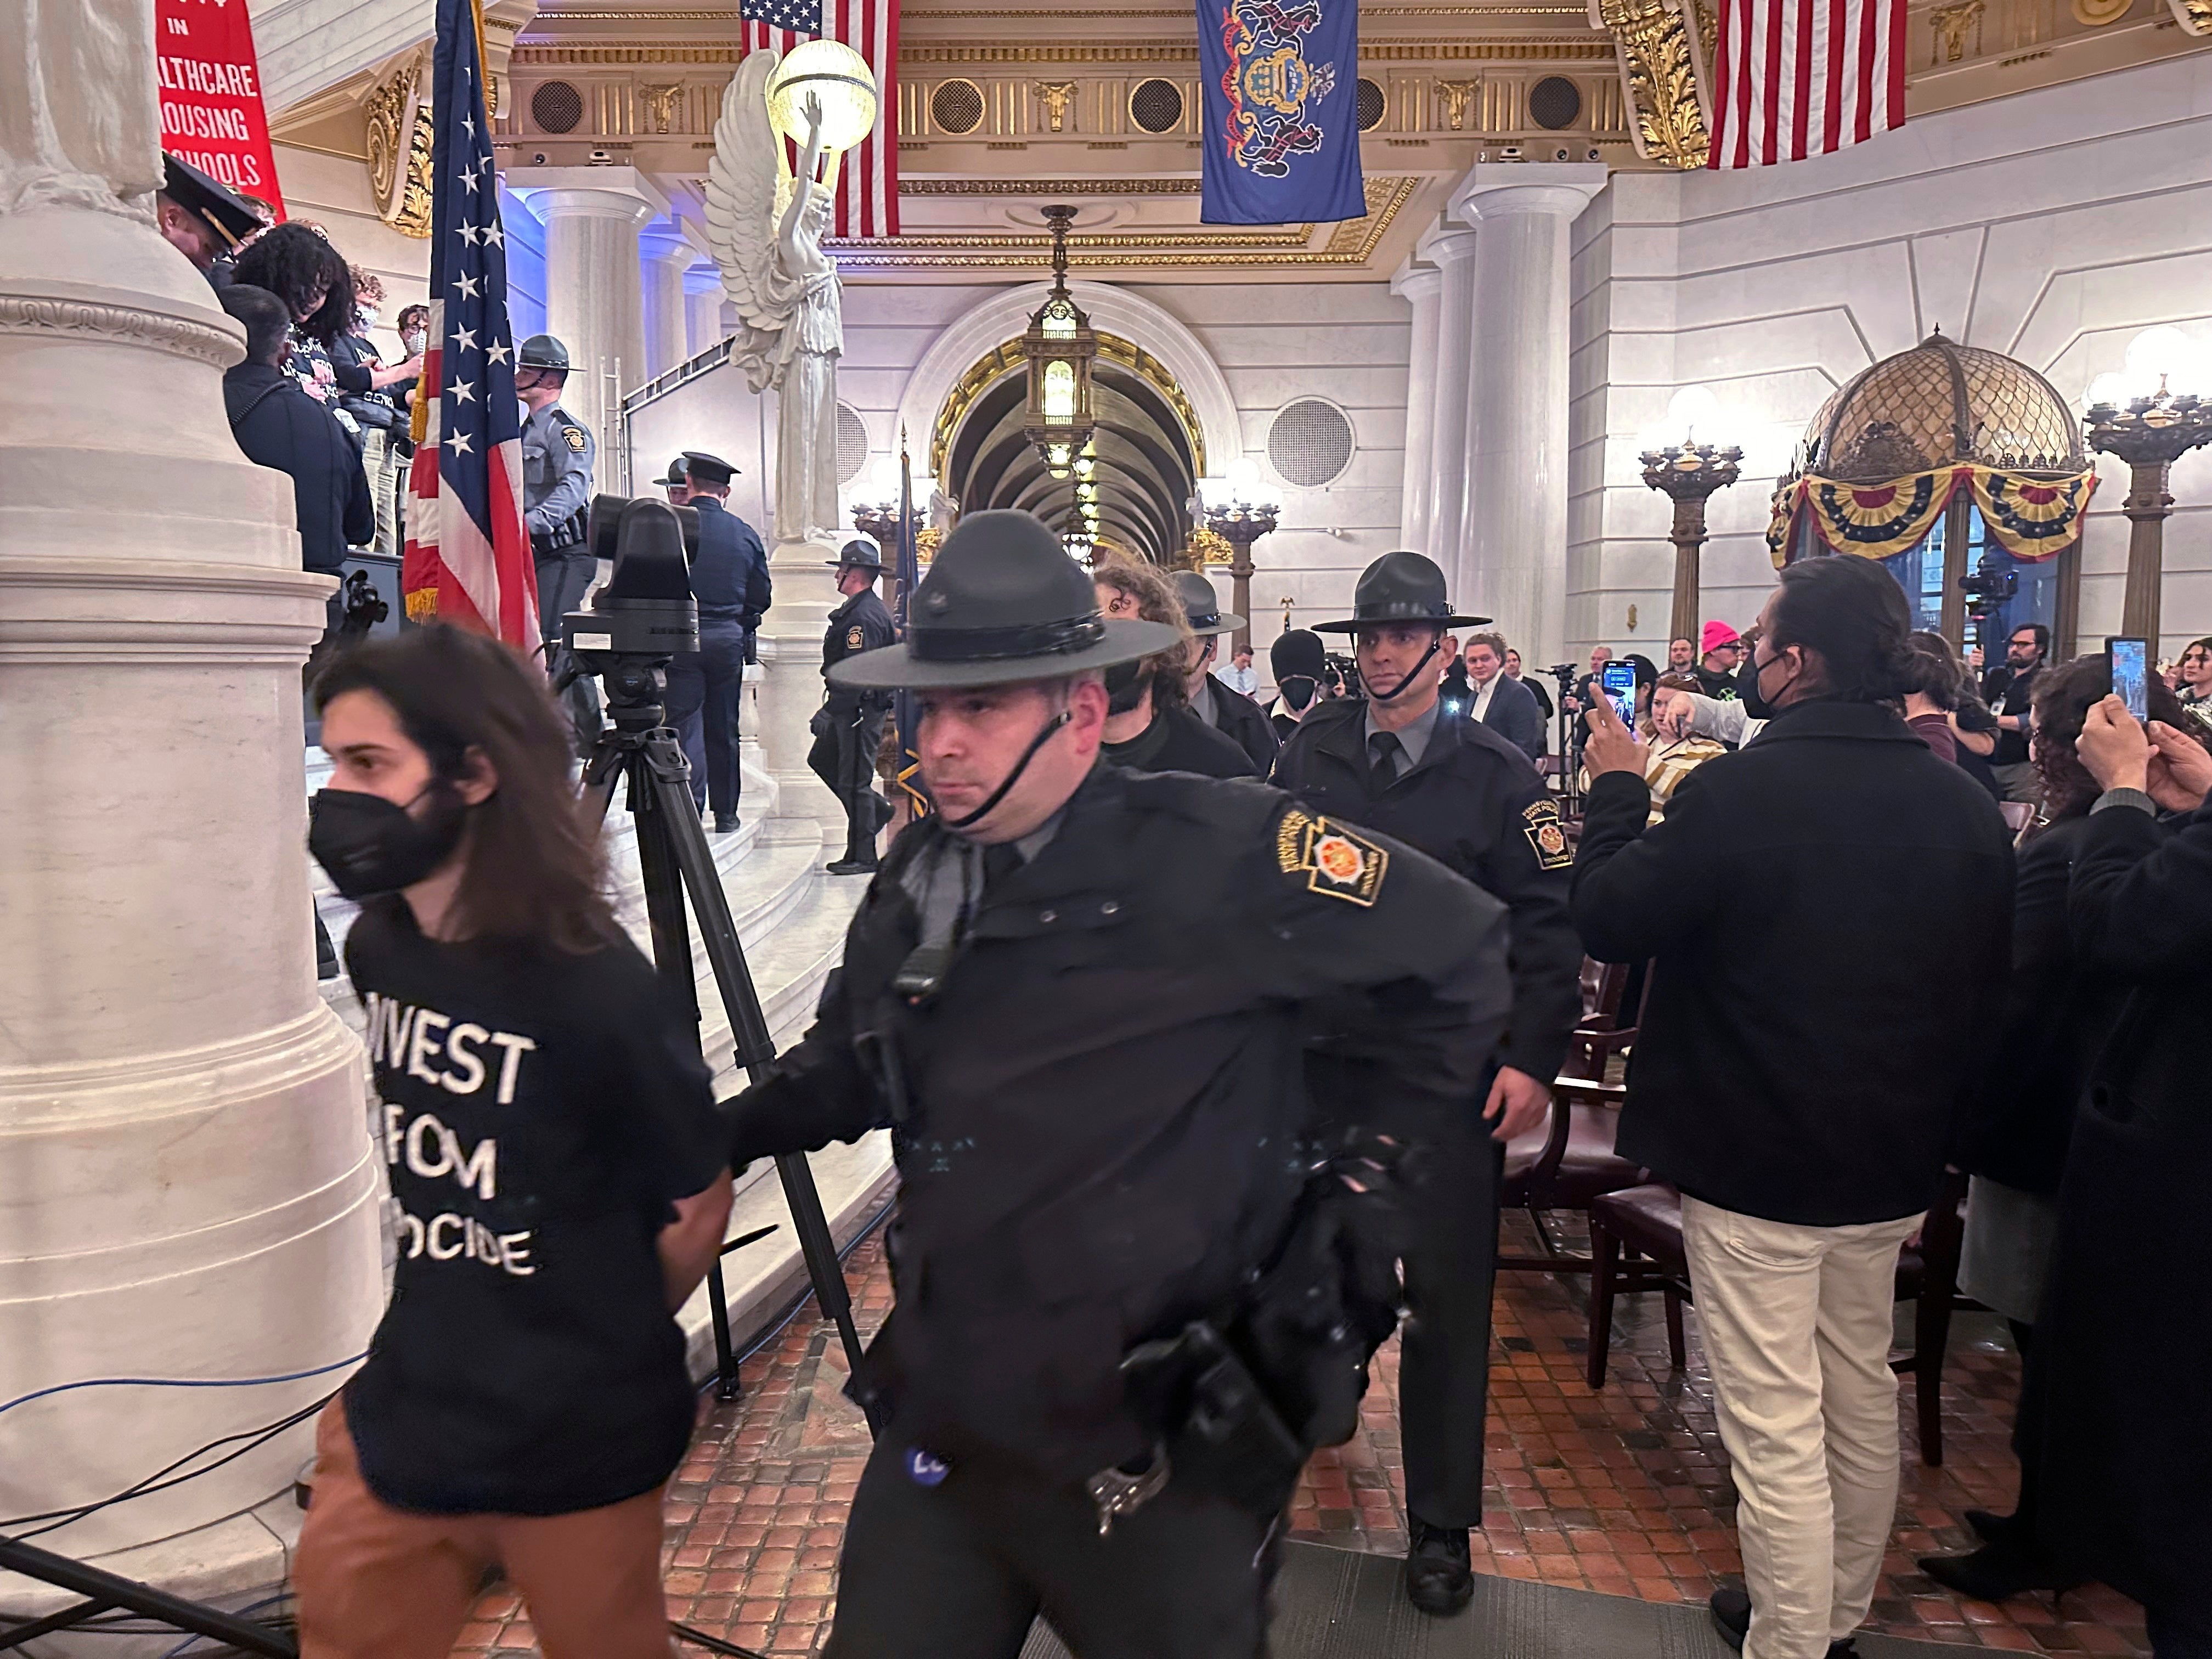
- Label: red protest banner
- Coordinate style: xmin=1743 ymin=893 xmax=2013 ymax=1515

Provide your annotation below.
xmin=156 ymin=0 xmax=286 ymax=216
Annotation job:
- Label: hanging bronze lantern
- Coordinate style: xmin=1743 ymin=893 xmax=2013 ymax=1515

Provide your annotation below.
xmin=1022 ymin=204 xmax=1096 ymax=481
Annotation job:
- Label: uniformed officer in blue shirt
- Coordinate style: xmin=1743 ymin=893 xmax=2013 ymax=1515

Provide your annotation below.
xmin=811 ymin=540 xmax=898 ymax=873
xmin=517 ymin=334 xmax=601 ymax=747
xmin=663 ymin=450 xmax=771 ymax=833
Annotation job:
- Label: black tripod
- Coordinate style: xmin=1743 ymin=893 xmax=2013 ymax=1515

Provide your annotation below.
xmin=0 ymin=1532 xmax=297 ymax=1655
xmin=578 ymin=657 xmax=873 ymax=1401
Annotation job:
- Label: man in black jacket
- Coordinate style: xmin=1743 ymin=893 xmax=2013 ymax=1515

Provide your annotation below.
xmin=221 ymin=284 xmax=374 ymax=596
xmin=1573 ymin=555 xmax=2013 ymax=1659
xmin=725 ymin=510 xmax=1513 ymax=1659
xmin=1980 ymin=622 xmax=2049 ymax=804
xmin=811 ymin=538 xmax=896 ymax=871
xmin=1172 ymin=571 xmax=1279 ymax=775
xmin=1273 ymin=551 xmax=1582 ymax=1617
xmin=665 ymin=451 xmax=772 ymax=835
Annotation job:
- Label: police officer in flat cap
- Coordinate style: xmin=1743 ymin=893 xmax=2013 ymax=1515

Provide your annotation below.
xmin=663 ymin=450 xmax=771 ymax=833
xmin=156 ymin=155 xmax=261 ymax=287
xmin=1269 ymin=628 xmax=1330 ymax=744
xmin=652 ymin=455 xmax=689 ymax=504
xmin=1172 ymin=571 xmax=1279 ymax=776
xmin=810 ymin=539 xmax=897 ymax=873
xmin=725 ymin=510 xmax=1513 ymax=1659
xmin=517 ymin=335 xmax=601 ymax=746
xmin=1273 ymin=549 xmax=1583 ymax=1618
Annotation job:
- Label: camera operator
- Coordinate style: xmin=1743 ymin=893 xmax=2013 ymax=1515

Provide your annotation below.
xmin=294 ymin=625 xmax=733 ymax=1658
xmin=723 ymin=511 xmax=1512 ymax=1658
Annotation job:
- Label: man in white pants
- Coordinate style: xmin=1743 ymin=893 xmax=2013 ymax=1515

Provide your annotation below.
xmin=1568 ymin=556 xmax=2014 ymax=1659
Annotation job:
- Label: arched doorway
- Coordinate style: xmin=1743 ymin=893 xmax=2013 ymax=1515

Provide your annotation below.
xmin=932 ymin=332 xmax=1208 ymax=565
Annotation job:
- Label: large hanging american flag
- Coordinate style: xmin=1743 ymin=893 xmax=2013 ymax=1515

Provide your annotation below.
xmin=401 ymin=0 xmax=537 ymax=646
xmin=740 ymin=0 xmax=900 ymax=237
xmin=1706 ymin=0 xmax=1906 ymax=168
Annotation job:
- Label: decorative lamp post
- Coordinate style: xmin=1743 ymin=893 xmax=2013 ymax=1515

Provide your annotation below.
xmin=1196 ymin=468 xmax=1280 ymax=656
xmin=2085 ymin=330 xmax=2212 ymax=642
xmin=1638 ymin=387 xmax=1741 ymax=646
xmin=1023 ymin=205 xmax=1096 ymax=482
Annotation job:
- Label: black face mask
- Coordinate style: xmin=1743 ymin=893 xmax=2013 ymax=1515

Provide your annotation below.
xmin=1104 ymin=657 xmax=1151 ymax=716
xmin=309 ymin=786 xmax=469 ymax=900
xmin=1740 ymin=648 xmax=1798 ymax=721
xmin=1278 ymin=675 xmax=1318 ymax=712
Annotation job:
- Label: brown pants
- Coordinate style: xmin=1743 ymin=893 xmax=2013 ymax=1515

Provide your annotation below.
xmin=294 ymin=1398 xmax=674 ymax=1659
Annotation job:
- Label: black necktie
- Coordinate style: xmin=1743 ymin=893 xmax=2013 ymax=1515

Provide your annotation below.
xmin=1368 ymin=730 xmax=1403 ymax=793
xmin=981 ymin=842 xmax=1024 ymax=893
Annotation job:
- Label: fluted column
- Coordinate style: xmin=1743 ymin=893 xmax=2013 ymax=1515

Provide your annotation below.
xmin=639 ymin=226 xmax=691 ymax=383
xmin=1451 ymin=163 xmax=1606 ymax=668
xmin=504 ymin=167 xmax=667 ymax=471
xmin=0 ymin=0 xmax=382 ymax=1593
xmin=1421 ymin=228 xmax=1481 ymax=584
xmin=1390 ymin=259 xmax=1443 ymax=555
xmin=685 ymin=262 xmax=729 ymax=360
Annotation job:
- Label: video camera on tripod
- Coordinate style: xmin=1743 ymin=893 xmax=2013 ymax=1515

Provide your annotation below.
xmin=1956 ymin=551 xmax=2019 ymax=657
xmin=558 ymin=494 xmax=701 ymax=693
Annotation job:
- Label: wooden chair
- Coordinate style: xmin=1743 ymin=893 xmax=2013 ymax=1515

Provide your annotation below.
xmin=1584 ymin=1170 xmax=1972 ymax=1465
xmin=1564 ymin=958 xmax=1650 ymax=1079
xmin=1497 ymin=1074 xmax=1640 ymax=1274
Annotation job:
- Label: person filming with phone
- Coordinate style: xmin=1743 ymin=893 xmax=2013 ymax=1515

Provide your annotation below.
xmin=292 ymin=625 xmax=734 ymax=1659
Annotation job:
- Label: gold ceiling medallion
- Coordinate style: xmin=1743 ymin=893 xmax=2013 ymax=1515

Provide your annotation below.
xmin=930 ymin=330 xmax=1207 ymax=479
xmin=1034 ymin=80 xmax=1079 ymax=131
xmin=366 ymin=48 xmax=436 ymax=239
xmin=1931 ymin=0 xmax=1985 ymax=59
xmin=2069 ymin=0 xmax=2126 ymax=22
xmin=1596 ymin=0 xmax=1709 ymax=170
xmin=2163 ymin=0 xmax=2207 ymax=28
xmin=1436 ymin=78 xmax=1481 ymax=128
xmin=641 ymin=82 xmax=686 ymax=132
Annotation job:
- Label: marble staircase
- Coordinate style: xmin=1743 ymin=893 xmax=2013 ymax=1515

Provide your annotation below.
xmin=307 ymin=752 xmax=888 ymax=1391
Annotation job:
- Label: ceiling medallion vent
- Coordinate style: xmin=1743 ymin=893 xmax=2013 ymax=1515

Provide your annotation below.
xmin=1129 ymin=78 xmax=1185 ymax=134
xmin=836 ymin=403 xmax=871 ymax=486
xmin=1268 ymin=399 xmax=1355 ymax=487
xmin=931 ymin=79 xmax=984 ymax=134
xmin=1528 ymin=76 xmax=1583 ymax=131
xmin=530 ymin=80 xmax=584 ymax=134
xmin=1356 ymin=78 xmax=1386 ymax=132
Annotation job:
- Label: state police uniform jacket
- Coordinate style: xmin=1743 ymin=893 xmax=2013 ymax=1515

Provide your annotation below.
xmin=823 ymin=588 xmax=896 ymax=708
xmin=223 ymin=362 xmax=374 ymax=573
xmin=725 ymin=765 xmax=1511 ymax=1482
xmin=687 ymin=496 xmax=771 ymax=638
xmin=521 ymin=402 xmax=594 ymax=554
xmin=1273 ymin=696 xmax=1582 ymax=1084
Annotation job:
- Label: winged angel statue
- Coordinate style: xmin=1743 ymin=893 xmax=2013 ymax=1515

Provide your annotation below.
xmin=704 ymin=54 xmax=843 ymax=548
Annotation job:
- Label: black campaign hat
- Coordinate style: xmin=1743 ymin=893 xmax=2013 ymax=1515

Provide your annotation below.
xmin=518 ymin=334 xmax=570 ymax=371
xmin=1311 ymin=550 xmax=1489 ymax=633
xmin=1172 ymin=570 xmax=1243 ymax=637
xmin=827 ymin=510 xmax=1179 ymax=691
xmin=827 ymin=539 xmax=887 ymax=571
xmin=652 ymin=456 xmax=689 ymax=487
xmin=160 ymin=154 xmax=260 ymax=253
xmin=681 ymin=449 xmax=738 ymax=486
xmin=1272 ymin=628 xmax=1326 ymax=681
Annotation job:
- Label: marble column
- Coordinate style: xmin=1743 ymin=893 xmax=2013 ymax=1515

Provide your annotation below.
xmin=0 ymin=0 xmax=382 ymax=1605
xmin=1450 ymin=162 xmax=1606 ymax=668
xmin=1420 ymin=227 xmax=1481 ymax=585
xmin=639 ymin=225 xmax=692 ymax=385
xmin=1390 ymin=258 xmax=1443 ymax=555
xmin=504 ymin=167 xmax=667 ymax=481
xmin=685 ymin=262 xmax=730 ymax=360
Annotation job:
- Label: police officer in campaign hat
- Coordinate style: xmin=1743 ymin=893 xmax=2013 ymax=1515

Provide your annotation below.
xmin=1273 ymin=549 xmax=1584 ymax=1618
xmin=516 ymin=334 xmax=601 ymax=746
xmin=1172 ymin=571 xmax=1279 ymax=776
xmin=652 ymin=455 xmax=689 ymax=503
xmin=156 ymin=154 xmax=261 ymax=287
xmin=725 ymin=509 xmax=1514 ymax=1659
xmin=809 ymin=539 xmax=898 ymax=873
xmin=663 ymin=450 xmax=771 ymax=834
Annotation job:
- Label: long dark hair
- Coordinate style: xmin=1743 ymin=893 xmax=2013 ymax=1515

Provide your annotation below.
xmin=1767 ymin=555 xmax=1914 ymax=703
xmin=314 ymin=626 xmax=618 ymax=953
xmin=232 ymin=223 xmax=355 ymax=346
xmin=2032 ymin=653 xmax=2207 ymax=820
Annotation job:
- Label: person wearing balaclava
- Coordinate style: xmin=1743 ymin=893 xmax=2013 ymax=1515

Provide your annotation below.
xmin=1273 ymin=549 xmax=1583 ymax=1620
xmin=1268 ymin=628 xmax=1329 ymax=745
xmin=1090 ymin=558 xmax=1257 ymax=779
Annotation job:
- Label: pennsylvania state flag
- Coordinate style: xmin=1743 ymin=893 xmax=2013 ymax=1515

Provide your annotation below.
xmin=1198 ymin=0 xmax=1365 ymax=225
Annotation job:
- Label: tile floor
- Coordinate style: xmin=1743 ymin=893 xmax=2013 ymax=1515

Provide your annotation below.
xmin=452 ymin=1219 xmax=2149 ymax=1657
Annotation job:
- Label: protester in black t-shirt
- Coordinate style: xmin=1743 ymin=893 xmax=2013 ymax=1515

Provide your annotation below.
xmin=1980 ymin=621 xmax=2049 ymax=804
xmin=292 ymin=625 xmax=732 ymax=1659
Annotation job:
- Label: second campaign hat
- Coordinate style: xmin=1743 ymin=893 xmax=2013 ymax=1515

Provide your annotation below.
xmin=1311 ymin=550 xmax=1489 ymax=633
xmin=1171 ymin=570 xmax=1243 ymax=637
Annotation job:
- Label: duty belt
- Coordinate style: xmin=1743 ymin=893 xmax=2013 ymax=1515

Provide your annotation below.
xmin=698 ymin=604 xmax=748 ymax=621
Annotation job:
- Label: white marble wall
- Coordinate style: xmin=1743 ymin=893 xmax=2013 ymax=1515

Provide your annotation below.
xmin=249 ymin=0 xmax=432 ymax=115
xmin=1568 ymin=53 xmax=2212 ymax=662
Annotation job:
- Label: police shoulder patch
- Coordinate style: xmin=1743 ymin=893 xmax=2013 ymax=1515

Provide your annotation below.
xmin=846 ymin=624 xmax=865 ymax=650
xmin=562 ymin=425 xmax=586 ymax=452
xmin=1521 ymin=798 xmax=1573 ymax=870
xmin=1276 ymin=807 xmax=1388 ymax=906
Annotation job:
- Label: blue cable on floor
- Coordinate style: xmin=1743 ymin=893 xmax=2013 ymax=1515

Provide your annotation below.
xmin=0 ymin=1355 xmax=366 ymax=1423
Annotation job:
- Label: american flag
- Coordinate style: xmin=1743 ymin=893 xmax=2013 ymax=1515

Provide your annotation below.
xmin=1706 ymin=0 xmax=1906 ymax=168
xmin=741 ymin=0 xmax=900 ymax=238
xmin=401 ymin=0 xmax=537 ymax=646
